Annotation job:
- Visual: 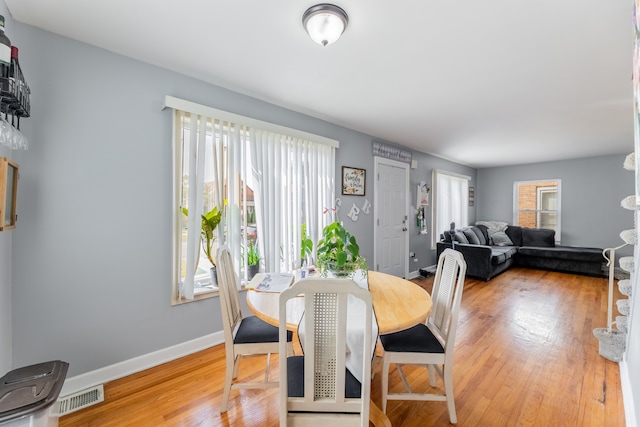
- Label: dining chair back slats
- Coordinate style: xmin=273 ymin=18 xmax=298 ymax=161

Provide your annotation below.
xmin=217 ymin=245 xmax=293 ymax=413
xmin=279 ymin=279 xmax=373 ymax=426
xmin=380 ymin=248 xmax=467 ymax=424
xmin=430 ymin=251 xmax=461 ymax=340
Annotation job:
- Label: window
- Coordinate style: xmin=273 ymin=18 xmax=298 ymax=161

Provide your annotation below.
xmin=167 ymin=96 xmax=337 ymax=303
xmin=431 ymin=169 xmax=470 ymax=249
xmin=513 ymin=179 xmax=561 ymax=240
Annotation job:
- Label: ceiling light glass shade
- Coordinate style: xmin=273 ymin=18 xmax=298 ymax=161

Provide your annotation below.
xmin=302 ymin=4 xmax=348 ymax=46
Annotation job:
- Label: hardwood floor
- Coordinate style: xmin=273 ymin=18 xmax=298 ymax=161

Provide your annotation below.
xmin=60 ymin=268 xmax=626 ymax=426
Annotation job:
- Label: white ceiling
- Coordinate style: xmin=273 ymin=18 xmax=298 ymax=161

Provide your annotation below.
xmin=5 ymin=0 xmax=634 ymax=168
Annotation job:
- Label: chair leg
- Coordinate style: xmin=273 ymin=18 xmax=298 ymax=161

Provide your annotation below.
xmin=396 ymin=364 xmax=411 ymax=393
xmin=444 ymin=364 xmax=457 ymax=424
xmin=220 ymin=355 xmax=236 ymax=413
xmin=427 ymin=364 xmax=437 ymax=387
xmin=232 ymin=354 xmax=241 ymax=379
xmin=264 ymin=353 xmax=271 ymax=382
xmin=381 ymin=355 xmax=390 ymax=413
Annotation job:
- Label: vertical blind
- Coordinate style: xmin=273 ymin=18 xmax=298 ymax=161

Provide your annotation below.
xmin=166 ymin=96 xmax=337 ymax=300
xmin=251 ymin=130 xmax=335 ymax=273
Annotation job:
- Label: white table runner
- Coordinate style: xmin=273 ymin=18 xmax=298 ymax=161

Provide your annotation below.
xmin=297 ymin=270 xmax=379 ymax=384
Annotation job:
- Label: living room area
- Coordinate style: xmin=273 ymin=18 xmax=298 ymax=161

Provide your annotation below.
xmin=0 ymin=1 xmax=638 ymax=426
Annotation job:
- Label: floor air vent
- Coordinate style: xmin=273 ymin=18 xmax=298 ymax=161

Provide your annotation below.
xmin=52 ymin=384 xmax=104 ymax=416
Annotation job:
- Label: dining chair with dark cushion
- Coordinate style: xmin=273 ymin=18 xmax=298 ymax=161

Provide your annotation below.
xmin=279 ymin=278 xmax=374 ymax=426
xmin=217 ymin=245 xmax=293 ymax=412
xmin=379 ymin=248 xmax=467 ymax=424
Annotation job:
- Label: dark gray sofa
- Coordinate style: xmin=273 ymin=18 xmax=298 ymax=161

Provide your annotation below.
xmin=435 ymin=224 xmax=606 ymax=281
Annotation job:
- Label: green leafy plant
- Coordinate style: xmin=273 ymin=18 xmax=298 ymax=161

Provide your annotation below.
xmin=181 ymin=205 xmax=223 ymax=267
xmin=316 ymin=221 xmax=367 ymax=275
xmin=247 ymin=242 xmax=260 ymax=266
xmin=300 ymin=223 xmax=313 ymax=264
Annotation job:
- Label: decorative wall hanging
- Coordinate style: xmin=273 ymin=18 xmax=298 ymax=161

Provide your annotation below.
xmin=342 ymin=166 xmax=366 ymax=196
xmin=348 ymin=203 xmax=360 ymax=221
xmin=371 ymin=140 xmax=412 ymax=164
xmin=417 ymin=182 xmax=430 ymax=207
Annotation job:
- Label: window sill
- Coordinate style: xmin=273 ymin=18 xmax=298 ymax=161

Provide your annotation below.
xmin=171 ymin=285 xmax=219 ymax=306
xmin=171 ymin=282 xmax=249 ymax=305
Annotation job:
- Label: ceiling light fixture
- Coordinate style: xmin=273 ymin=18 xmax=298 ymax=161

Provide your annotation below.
xmin=302 ymin=4 xmax=348 ymax=46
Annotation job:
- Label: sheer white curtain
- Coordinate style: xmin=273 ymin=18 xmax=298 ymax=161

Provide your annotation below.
xmin=167 ymin=95 xmax=338 ymax=300
xmin=178 ymin=112 xmax=233 ymax=300
xmin=250 ymin=130 xmax=335 ymax=272
xmin=431 ymin=169 xmax=470 ymax=249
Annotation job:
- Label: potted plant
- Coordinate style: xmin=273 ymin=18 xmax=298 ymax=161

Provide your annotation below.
xmin=181 ymin=205 xmax=224 ymax=285
xmin=300 ymin=223 xmax=313 ymax=267
xmin=316 ymin=221 xmax=367 ymax=277
xmin=246 ymin=242 xmax=260 ymax=280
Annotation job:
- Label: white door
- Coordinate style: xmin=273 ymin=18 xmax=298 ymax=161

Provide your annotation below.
xmin=374 ymin=158 xmax=408 ymax=277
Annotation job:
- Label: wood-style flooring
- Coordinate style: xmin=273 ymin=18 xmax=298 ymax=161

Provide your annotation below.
xmin=60 ymin=267 xmax=626 ymax=426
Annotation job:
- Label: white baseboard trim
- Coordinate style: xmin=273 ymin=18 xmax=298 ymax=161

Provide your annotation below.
xmin=407 ymin=269 xmax=421 ymax=279
xmin=620 ymin=358 xmax=637 ymax=427
xmin=60 ymin=331 xmax=225 ymax=397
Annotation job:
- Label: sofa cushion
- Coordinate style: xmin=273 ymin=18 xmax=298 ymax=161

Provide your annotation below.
xmin=505 ymin=226 xmax=523 ymax=246
xmin=476 ymin=220 xmax=509 ymax=232
xmin=522 ymin=228 xmax=555 ymax=247
xmin=518 ymin=246 xmax=603 ymax=262
xmin=453 ymin=231 xmax=469 ymax=244
xmin=470 ymin=226 xmax=487 ymax=245
xmin=462 ymin=227 xmax=481 ymax=245
xmin=490 ymin=230 xmax=514 ymax=246
xmin=475 ymin=224 xmax=490 ymax=243
xmin=491 ymin=246 xmax=518 ymax=265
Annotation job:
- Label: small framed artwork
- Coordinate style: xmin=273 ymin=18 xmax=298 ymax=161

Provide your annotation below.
xmin=342 ymin=166 xmax=366 ymax=196
xmin=468 ymin=187 xmax=475 ymax=206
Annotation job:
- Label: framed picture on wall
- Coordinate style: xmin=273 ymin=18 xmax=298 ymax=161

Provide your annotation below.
xmin=342 ymin=166 xmax=366 ymax=196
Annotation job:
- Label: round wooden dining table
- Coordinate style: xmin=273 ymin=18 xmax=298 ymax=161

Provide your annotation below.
xmin=246 ymin=270 xmax=432 ymax=334
xmin=245 ymin=270 xmax=432 ymax=427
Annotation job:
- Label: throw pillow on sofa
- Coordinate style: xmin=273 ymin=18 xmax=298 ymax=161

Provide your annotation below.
xmin=489 ymin=229 xmax=514 ymax=246
xmin=476 ymin=220 xmax=509 ymax=232
xmin=453 ymin=231 xmax=469 ymax=244
xmin=462 ymin=227 xmax=481 ymax=245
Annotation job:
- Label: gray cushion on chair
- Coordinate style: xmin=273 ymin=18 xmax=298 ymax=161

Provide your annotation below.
xmin=286 ymin=356 xmax=362 ymax=398
xmin=234 ymin=315 xmax=292 ymax=344
xmin=379 ymin=324 xmax=444 ymax=353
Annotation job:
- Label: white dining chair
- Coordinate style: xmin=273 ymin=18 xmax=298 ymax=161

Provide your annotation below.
xmin=379 ymin=248 xmax=467 ymax=424
xmin=278 ymin=278 xmax=373 ymax=427
xmin=217 ymin=245 xmax=293 ymax=413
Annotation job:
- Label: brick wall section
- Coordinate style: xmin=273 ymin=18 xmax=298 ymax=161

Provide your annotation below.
xmin=516 ymin=181 xmax=557 ymax=228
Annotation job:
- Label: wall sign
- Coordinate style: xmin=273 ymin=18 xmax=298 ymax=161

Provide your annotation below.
xmin=372 ymin=140 xmax=412 ymax=164
xmin=342 ymin=166 xmax=366 ymax=196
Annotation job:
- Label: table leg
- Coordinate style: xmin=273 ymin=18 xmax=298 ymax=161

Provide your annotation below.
xmin=369 ymin=400 xmax=392 ymax=427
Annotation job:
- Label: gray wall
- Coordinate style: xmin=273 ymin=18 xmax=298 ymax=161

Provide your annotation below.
xmin=476 ymin=155 xmax=635 ymax=256
xmin=408 ymin=151 xmax=476 ymax=268
xmin=6 ymin=9 xmax=640 ymax=424
xmin=7 ymin=19 xmax=465 ymax=376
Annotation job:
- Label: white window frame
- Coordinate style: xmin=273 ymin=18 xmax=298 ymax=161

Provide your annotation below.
xmin=165 ymin=96 xmax=338 ymax=304
xmin=431 ymin=169 xmax=470 ymax=249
